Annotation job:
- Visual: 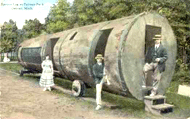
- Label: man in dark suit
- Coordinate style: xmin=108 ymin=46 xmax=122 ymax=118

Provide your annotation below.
xmin=93 ymin=54 xmax=110 ymax=110
xmin=143 ymin=34 xmax=168 ymax=96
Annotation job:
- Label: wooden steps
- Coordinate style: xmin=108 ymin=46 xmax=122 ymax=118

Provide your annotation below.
xmin=151 ymin=104 xmax=174 ymax=110
xmin=144 ymin=95 xmax=174 ymax=115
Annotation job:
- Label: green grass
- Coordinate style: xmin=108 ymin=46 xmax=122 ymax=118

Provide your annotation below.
xmin=1 ymin=63 xmax=190 ymax=118
xmin=0 ymin=62 xmax=23 ymax=73
xmin=54 ymin=77 xmax=73 ymax=90
xmin=164 ymin=81 xmax=190 ymax=118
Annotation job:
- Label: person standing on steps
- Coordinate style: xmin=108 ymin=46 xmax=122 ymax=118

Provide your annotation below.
xmin=39 ymin=54 xmax=54 ymax=91
xmin=142 ymin=34 xmax=168 ymax=96
xmin=93 ymin=54 xmax=110 ymax=110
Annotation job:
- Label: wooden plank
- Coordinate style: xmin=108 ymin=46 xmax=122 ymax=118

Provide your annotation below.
xmin=151 ymin=104 xmax=174 ymax=110
xmin=144 ymin=95 xmax=166 ymax=100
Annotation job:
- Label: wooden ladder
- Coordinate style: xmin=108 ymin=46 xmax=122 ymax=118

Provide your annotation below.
xmin=144 ymin=95 xmax=174 ymax=115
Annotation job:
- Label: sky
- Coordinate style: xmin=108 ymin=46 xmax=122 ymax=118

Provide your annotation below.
xmin=0 ymin=0 xmax=74 ymax=29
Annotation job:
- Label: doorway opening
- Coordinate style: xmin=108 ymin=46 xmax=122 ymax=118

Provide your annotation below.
xmin=145 ymin=25 xmax=161 ymax=54
xmin=145 ymin=25 xmax=161 ymax=86
xmin=43 ymin=37 xmax=59 ymax=70
xmin=88 ymin=28 xmax=113 ymax=76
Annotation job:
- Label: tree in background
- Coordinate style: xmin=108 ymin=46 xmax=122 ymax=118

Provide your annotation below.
xmin=71 ymin=0 xmax=94 ymax=26
xmin=144 ymin=0 xmax=190 ymax=69
xmin=1 ymin=0 xmax=189 ymax=70
xmin=0 ymin=18 xmax=45 ymax=52
xmin=22 ymin=18 xmax=45 ymax=39
xmin=45 ymin=0 xmax=71 ymax=33
xmin=0 ymin=19 xmax=18 ymax=52
xmin=71 ymin=0 xmax=130 ymax=26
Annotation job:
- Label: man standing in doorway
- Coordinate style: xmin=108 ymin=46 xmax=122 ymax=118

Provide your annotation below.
xmin=143 ymin=34 xmax=168 ymax=96
xmin=93 ymin=54 xmax=110 ymax=110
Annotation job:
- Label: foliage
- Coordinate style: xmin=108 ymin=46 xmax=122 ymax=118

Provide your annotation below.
xmin=45 ymin=0 xmax=72 ymax=33
xmin=172 ymin=58 xmax=190 ymax=83
xmin=0 ymin=18 xmax=45 ymax=52
xmin=172 ymin=70 xmax=190 ymax=83
xmin=22 ymin=18 xmax=45 ymax=39
xmin=71 ymin=0 xmax=94 ymax=26
xmin=0 ymin=19 xmax=18 ymax=52
xmin=0 ymin=38 xmax=13 ymax=52
xmin=71 ymin=0 xmax=131 ymax=26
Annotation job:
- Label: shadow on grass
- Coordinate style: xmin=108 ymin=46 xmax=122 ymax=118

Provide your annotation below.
xmin=20 ymin=74 xmax=190 ymax=118
xmin=51 ymin=78 xmax=190 ymax=117
xmin=54 ymin=77 xmax=145 ymax=115
xmin=163 ymin=81 xmax=190 ymax=118
xmin=163 ymin=92 xmax=190 ymax=118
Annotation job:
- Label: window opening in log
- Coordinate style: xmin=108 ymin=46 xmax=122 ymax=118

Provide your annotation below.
xmin=145 ymin=25 xmax=161 ymax=86
xmin=70 ymin=32 xmax=77 ymax=40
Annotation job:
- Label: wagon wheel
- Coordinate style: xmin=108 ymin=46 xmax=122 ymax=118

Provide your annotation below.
xmin=72 ymin=80 xmax=86 ymax=97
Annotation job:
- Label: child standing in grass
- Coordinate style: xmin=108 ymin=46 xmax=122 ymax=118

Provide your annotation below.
xmin=93 ymin=54 xmax=110 ymax=110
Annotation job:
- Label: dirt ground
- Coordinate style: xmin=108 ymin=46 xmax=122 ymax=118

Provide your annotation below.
xmin=0 ymin=68 xmax=141 ymax=119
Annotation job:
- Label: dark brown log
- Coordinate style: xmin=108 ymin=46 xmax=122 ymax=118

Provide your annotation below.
xmin=18 ymin=12 xmax=177 ymax=100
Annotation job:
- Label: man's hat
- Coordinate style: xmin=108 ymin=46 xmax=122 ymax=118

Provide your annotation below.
xmin=153 ymin=34 xmax=162 ymax=40
xmin=95 ymin=54 xmax=104 ymax=60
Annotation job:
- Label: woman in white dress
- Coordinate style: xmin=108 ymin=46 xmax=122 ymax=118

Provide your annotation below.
xmin=39 ymin=55 xmax=54 ymax=91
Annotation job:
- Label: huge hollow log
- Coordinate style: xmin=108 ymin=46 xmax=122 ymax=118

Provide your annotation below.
xmin=18 ymin=12 xmax=177 ymax=100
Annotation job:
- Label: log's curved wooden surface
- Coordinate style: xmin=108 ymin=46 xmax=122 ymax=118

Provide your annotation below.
xmin=118 ymin=12 xmax=176 ymax=100
xmin=18 ymin=12 xmax=176 ymax=100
